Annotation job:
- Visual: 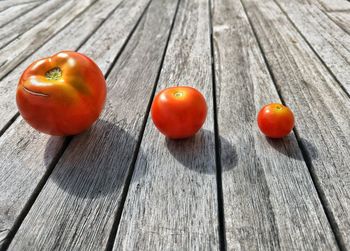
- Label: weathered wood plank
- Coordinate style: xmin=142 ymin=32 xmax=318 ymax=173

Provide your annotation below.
xmin=0 ymin=0 xmax=71 ymax=49
xmin=0 ymin=1 xmax=40 ymax=28
xmin=0 ymin=0 xmax=95 ymax=81
xmin=324 ymin=11 xmax=350 ymax=35
xmin=315 ymin=0 xmax=350 ymax=12
xmin=315 ymin=0 xmax=350 ymax=35
xmin=0 ymin=0 xmax=154 ymax=247
xmin=0 ymin=0 xmax=44 ymax=13
xmin=113 ymin=0 xmax=220 ymax=250
xmin=212 ymin=0 xmax=338 ymax=249
xmin=273 ymin=0 xmax=350 ymax=96
xmin=242 ymin=0 xmax=350 ymax=248
xmin=0 ymin=119 xmax=66 ymax=248
xmin=7 ymin=0 xmax=178 ymax=250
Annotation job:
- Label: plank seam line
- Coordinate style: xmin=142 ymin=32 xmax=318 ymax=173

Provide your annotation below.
xmin=74 ymin=0 xmax=126 ymax=58
xmin=208 ymin=0 xmax=227 ymax=250
xmin=240 ymin=0 xmax=345 ymax=249
xmin=0 ymin=0 xmax=110 ymax=139
xmin=291 ymin=128 xmax=345 ymax=251
xmin=0 ymin=1 xmax=41 ymax=29
xmin=103 ymin=0 xmax=154 ymax=80
xmin=318 ymin=8 xmax=350 ymax=36
xmin=0 ymin=113 xmax=19 ymax=138
xmin=272 ymin=0 xmax=350 ymax=99
xmin=0 ymin=0 xmax=98 ymax=83
xmin=104 ymin=0 xmax=181 ymax=250
xmin=0 ymin=0 xmax=151 ymax=248
xmin=0 ymin=0 xmax=42 ymax=13
xmin=0 ymin=137 xmax=72 ymax=251
xmin=0 ymin=0 xmax=73 ymax=50
xmin=0 ymin=0 xmax=79 ymax=50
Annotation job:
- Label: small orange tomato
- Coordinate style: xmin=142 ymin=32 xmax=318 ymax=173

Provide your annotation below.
xmin=257 ymin=103 xmax=295 ymax=138
xmin=16 ymin=51 xmax=106 ymax=136
xmin=151 ymin=86 xmax=207 ymax=139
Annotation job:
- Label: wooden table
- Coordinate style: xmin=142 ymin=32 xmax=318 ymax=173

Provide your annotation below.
xmin=0 ymin=0 xmax=349 ymax=250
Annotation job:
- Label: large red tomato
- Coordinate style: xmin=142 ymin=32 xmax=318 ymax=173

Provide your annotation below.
xmin=16 ymin=51 xmax=106 ymax=136
xmin=151 ymin=86 xmax=207 ymax=139
xmin=257 ymin=103 xmax=294 ymax=138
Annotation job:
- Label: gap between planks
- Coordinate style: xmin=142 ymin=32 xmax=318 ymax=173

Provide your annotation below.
xmin=0 ymin=0 xmax=74 ymax=50
xmin=0 ymin=137 xmax=72 ymax=251
xmin=316 ymin=6 xmax=350 ymax=36
xmin=208 ymin=0 xmax=227 ymax=250
xmin=0 ymin=1 xmax=41 ymax=29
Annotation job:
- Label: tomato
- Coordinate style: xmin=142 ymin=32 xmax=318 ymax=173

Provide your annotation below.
xmin=151 ymin=86 xmax=207 ymax=139
xmin=257 ymin=103 xmax=294 ymax=138
xmin=16 ymin=51 xmax=106 ymax=136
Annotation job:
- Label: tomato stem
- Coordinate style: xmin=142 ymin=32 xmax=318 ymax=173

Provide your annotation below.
xmin=174 ymin=91 xmax=184 ymax=97
xmin=45 ymin=67 xmax=62 ymax=80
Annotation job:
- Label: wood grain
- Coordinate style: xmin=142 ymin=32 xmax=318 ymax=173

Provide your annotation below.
xmin=324 ymin=11 xmax=350 ymax=35
xmin=0 ymin=1 xmax=40 ymax=28
xmin=0 ymin=0 xmax=95 ymax=81
xmin=315 ymin=0 xmax=350 ymax=35
xmin=242 ymin=0 xmax=350 ymax=248
xmin=315 ymin=0 xmax=350 ymax=11
xmin=0 ymin=119 xmax=66 ymax=248
xmin=8 ymin=0 xmax=178 ymax=250
xmin=0 ymin=0 xmax=71 ymax=49
xmin=212 ymin=0 xmax=338 ymax=249
xmin=113 ymin=0 xmax=220 ymax=250
xmin=0 ymin=0 xmax=44 ymax=13
xmin=0 ymin=0 xmax=153 ymax=247
xmin=274 ymin=0 xmax=350 ymax=95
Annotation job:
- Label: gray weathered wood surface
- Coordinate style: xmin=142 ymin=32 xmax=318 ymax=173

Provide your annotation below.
xmin=0 ymin=1 xmax=40 ymax=28
xmin=212 ymin=0 xmax=338 ymax=249
xmin=242 ymin=0 xmax=350 ymax=248
xmin=315 ymin=0 xmax=350 ymax=34
xmin=274 ymin=0 xmax=350 ymax=95
xmin=0 ymin=0 xmax=70 ymax=49
xmin=0 ymin=0 xmax=45 ymax=13
xmin=0 ymin=0 xmax=350 ymax=250
xmin=113 ymin=0 xmax=220 ymax=249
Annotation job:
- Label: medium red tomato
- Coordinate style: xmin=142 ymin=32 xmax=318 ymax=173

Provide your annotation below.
xmin=16 ymin=51 xmax=106 ymax=136
xmin=151 ymin=86 xmax=207 ymax=139
xmin=257 ymin=103 xmax=294 ymax=138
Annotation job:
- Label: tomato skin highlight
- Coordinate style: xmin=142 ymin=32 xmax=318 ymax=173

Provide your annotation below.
xmin=151 ymin=86 xmax=207 ymax=139
xmin=16 ymin=51 xmax=106 ymax=136
xmin=257 ymin=103 xmax=295 ymax=138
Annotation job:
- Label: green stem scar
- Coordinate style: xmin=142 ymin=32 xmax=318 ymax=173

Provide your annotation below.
xmin=45 ymin=67 xmax=62 ymax=80
xmin=174 ymin=91 xmax=184 ymax=97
